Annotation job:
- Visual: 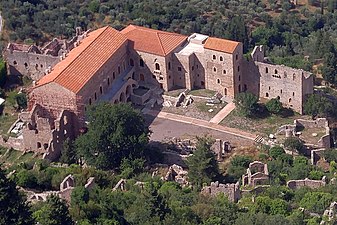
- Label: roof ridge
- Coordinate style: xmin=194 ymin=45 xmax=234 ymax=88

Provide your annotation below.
xmin=156 ymin=33 xmax=166 ymax=56
xmin=52 ymin=26 xmax=109 ymax=84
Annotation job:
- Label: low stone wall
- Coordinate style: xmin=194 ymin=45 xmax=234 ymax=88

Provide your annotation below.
xmin=287 ymin=177 xmax=326 ymax=190
xmin=130 ymin=89 xmax=152 ymax=105
xmin=241 ymin=185 xmax=270 ymax=196
xmin=295 ymin=118 xmax=328 ymax=129
xmin=0 ymin=135 xmax=24 ymax=151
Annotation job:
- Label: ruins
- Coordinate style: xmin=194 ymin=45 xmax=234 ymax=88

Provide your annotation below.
xmin=287 ymin=177 xmax=327 ymax=190
xmin=201 ymin=181 xmax=241 ymax=202
xmin=2 ymin=25 xmax=314 ymax=158
xmin=23 ymin=174 xmax=95 ymax=203
xmin=242 ymin=161 xmax=269 ymax=187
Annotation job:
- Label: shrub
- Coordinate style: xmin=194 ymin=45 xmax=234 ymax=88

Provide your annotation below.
xmin=283 ymin=137 xmax=303 ymax=152
xmin=266 ymin=98 xmax=283 ymax=114
xmin=234 ymin=92 xmax=258 ymax=117
xmin=269 ymin=146 xmax=285 ymax=159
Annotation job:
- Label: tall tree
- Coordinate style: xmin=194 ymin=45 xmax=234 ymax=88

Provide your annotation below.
xmin=76 ymin=103 xmax=150 ymax=170
xmin=33 ymin=194 xmax=74 ymax=225
xmin=0 ymin=167 xmax=35 ymax=225
xmin=186 ymin=137 xmax=219 ymax=188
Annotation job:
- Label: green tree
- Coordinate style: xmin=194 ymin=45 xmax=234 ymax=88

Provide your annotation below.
xmin=304 ymin=94 xmax=334 ymax=117
xmin=76 ymin=103 xmax=150 ymax=170
xmin=266 ymin=98 xmax=283 ymax=114
xmin=71 ymin=186 xmax=89 ymax=218
xmin=283 ymin=137 xmax=303 ymax=152
xmin=0 ymin=167 xmax=35 ymax=225
xmin=186 ymin=137 xmax=219 ymax=188
xmin=16 ymin=93 xmax=28 ymax=110
xmin=299 ymin=192 xmax=333 ymax=214
xmin=234 ymin=92 xmax=259 ymax=117
xmin=0 ymin=59 xmax=7 ymax=87
xmin=269 ymin=146 xmax=285 ymax=160
xmin=60 ymin=138 xmax=77 ymax=165
xmin=33 ymin=194 xmax=74 ymax=225
xmin=227 ymin=155 xmax=253 ymax=181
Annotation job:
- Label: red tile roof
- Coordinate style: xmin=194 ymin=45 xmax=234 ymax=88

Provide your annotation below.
xmin=121 ymin=25 xmax=187 ymax=56
xmin=36 ymin=26 xmax=127 ymax=93
xmin=204 ymin=37 xmax=240 ymax=54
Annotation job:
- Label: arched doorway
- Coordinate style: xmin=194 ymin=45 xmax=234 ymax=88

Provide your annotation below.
xmin=126 ymin=85 xmax=132 ymax=97
xmin=120 ymin=92 xmax=126 ymax=102
xmin=140 ymin=74 xmax=145 ymax=81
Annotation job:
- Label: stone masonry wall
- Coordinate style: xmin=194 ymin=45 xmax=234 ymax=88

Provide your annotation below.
xmin=287 ymin=177 xmax=326 ymax=190
xmin=201 ymin=181 xmax=241 ymax=202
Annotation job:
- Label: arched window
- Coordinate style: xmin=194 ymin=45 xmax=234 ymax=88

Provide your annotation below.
xmin=223 ymin=70 xmax=226 ymax=74
xmin=13 ymin=61 xmax=17 ymax=65
xmin=213 ymin=55 xmax=216 ymax=60
xmin=280 ymin=89 xmax=283 ymax=94
xmin=238 ymin=66 xmax=240 ymax=72
xmin=140 ymin=59 xmax=144 ymax=67
xmin=118 ymin=66 xmax=121 ymax=74
xmin=293 ymin=73 xmax=296 ymax=80
xmin=89 ymin=98 xmax=92 ymax=105
xmin=213 ymin=67 xmax=217 ymax=72
xmin=269 ymin=86 xmax=271 ymax=90
xmin=168 ymin=62 xmax=171 ymax=70
xmin=293 ymin=92 xmax=295 ymax=96
xmin=220 ymin=56 xmax=223 ymax=61
xmin=238 ymin=84 xmax=241 ymax=92
xmin=289 ymin=98 xmax=292 ymax=103
xmin=239 ymin=76 xmax=241 ymax=81
xmin=266 ymin=93 xmax=269 ymax=97
xmin=130 ymin=58 xmax=134 ymax=66
xmin=275 ymin=69 xmax=278 ymax=74
xmin=94 ymin=92 xmax=97 ymax=100
xmin=217 ymin=79 xmax=220 ymax=84
xmin=155 ymin=63 xmax=160 ymax=71
xmin=224 ymin=88 xmax=227 ymax=96
xmin=24 ymin=62 xmax=28 ymax=68
xmin=113 ymin=72 xmax=116 ymax=80
xmin=100 ymin=86 xmax=103 ymax=94
xmin=265 ymin=67 xmax=268 ymax=73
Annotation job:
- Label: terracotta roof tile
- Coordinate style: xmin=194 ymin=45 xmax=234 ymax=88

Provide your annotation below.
xmin=36 ymin=26 xmax=127 ymax=93
xmin=121 ymin=25 xmax=187 ymax=56
xmin=204 ymin=37 xmax=240 ymax=54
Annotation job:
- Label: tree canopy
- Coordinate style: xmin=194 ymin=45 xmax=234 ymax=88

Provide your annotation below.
xmin=75 ymin=103 xmax=150 ymax=170
xmin=0 ymin=167 xmax=35 ymax=225
xmin=186 ymin=137 xmax=220 ymax=188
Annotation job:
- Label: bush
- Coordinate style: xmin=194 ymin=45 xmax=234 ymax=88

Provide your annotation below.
xmin=0 ymin=59 xmax=7 ymax=87
xmin=234 ymin=92 xmax=259 ymax=117
xmin=269 ymin=146 xmax=285 ymax=159
xmin=283 ymin=137 xmax=303 ymax=152
xmin=308 ymin=170 xmax=324 ymax=180
xmin=266 ymin=98 xmax=283 ymax=114
xmin=16 ymin=93 xmax=27 ymax=110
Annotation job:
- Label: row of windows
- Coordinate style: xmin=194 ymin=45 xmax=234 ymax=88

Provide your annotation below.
xmin=266 ymin=87 xmax=295 ymax=97
xmin=212 ymin=54 xmax=239 ymax=61
xmin=265 ymin=67 xmax=299 ymax=80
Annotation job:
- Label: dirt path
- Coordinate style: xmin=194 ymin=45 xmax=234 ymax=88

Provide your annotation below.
xmin=209 ymin=102 xmax=236 ymax=124
xmin=143 ymin=109 xmax=257 ymax=141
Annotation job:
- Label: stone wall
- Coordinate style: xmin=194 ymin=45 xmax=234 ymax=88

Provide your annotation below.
xmin=295 ymin=118 xmax=329 ymax=129
xmin=201 ymin=181 xmax=241 ymax=202
xmin=287 ymin=177 xmax=326 ymax=190
xmin=0 ymin=135 xmax=24 ymax=151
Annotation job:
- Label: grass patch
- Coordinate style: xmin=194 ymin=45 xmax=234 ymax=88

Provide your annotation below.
xmin=221 ymin=109 xmax=306 ymax=136
xmin=0 ymin=113 xmax=17 ymax=134
xmin=188 ymin=89 xmax=216 ymax=98
xmin=164 ymin=88 xmax=186 ymax=97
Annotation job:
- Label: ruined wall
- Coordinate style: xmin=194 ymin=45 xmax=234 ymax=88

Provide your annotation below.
xmin=287 ymin=177 xmax=326 ymax=190
xmin=5 ymin=50 xmax=60 ymax=80
xmin=201 ymin=181 xmax=241 ymax=202
xmin=0 ymin=135 xmax=24 ymax=151
xmin=296 ymin=118 xmax=329 ymax=129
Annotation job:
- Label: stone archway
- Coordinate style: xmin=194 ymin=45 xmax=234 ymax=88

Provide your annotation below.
xmin=114 ymin=99 xmax=119 ymax=104
xmin=126 ymin=85 xmax=132 ymax=97
xmin=120 ymin=92 xmax=126 ymax=102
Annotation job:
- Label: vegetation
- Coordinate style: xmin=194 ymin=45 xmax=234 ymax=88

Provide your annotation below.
xmin=304 ymin=94 xmax=335 ymax=117
xmin=33 ymin=195 xmax=74 ymax=225
xmin=234 ymin=92 xmax=259 ymax=117
xmin=75 ymin=103 xmax=150 ymax=170
xmin=266 ymin=98 xmax=283 ymax=114
xmin=283 ymin=137 xmax=304 ymax=152
xmin=0 ymin=167 xmax=35 ymax=225
xmin=186 ymin=137 xmax=220 ymax=189
xmin=0 ymin=59 xmax=7 ymax=87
